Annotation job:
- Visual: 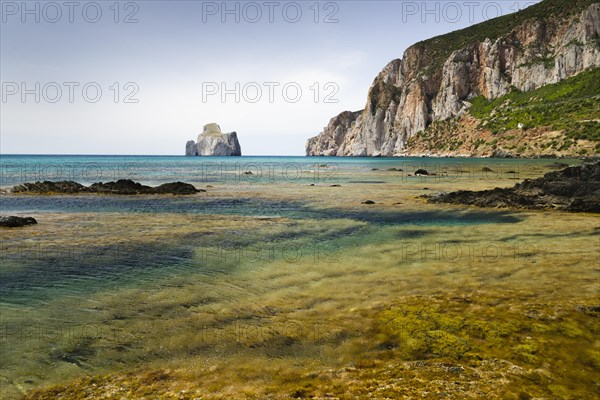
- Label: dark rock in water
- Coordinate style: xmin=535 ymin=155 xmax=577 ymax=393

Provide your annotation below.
xmin=362 ymin=200 xmax=376 ymax=204
xmin=415 ymin=169 xmax=429 ymax=176
xmin=348 ymin=180 xmax=386 ymax=184
xmin=0 ymin=216 xmax=38 ymax=227
xmin=243 ymin=171 xmax=253 ymax=175
xmin=11 ymin=180 xmax=200 ymax=195
xmin=89 ymin=180 xmax=150 ymax=194
xmin=427 ymin=162 xmax=600 ymax=213
xmin=546 ymin=162 xmax=569 ymax=169
xmin=93 ymin=180 xmax=201 ymax=195
xmin=371 ymin=168 xmax=379 ymax=171
xmin=153 ymin=182 xmax=204 ymax=195
xmin=481 ymin=167 xmax=494 ymax=172
xmin=386 ymin=168 xmax=403 ymax=171
xmin=11 ymin=181 xmax=86 ymax=194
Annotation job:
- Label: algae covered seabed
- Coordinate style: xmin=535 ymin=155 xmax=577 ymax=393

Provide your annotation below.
xmin=0 ymin=158 xmax=598 ymax=399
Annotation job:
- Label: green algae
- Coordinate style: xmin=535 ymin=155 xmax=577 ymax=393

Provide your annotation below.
xmin=374 ymin=295 xmax=600 ymax=398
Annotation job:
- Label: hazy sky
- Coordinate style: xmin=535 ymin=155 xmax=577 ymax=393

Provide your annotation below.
xmin=1 ymin=0 xmax=539 ymax=155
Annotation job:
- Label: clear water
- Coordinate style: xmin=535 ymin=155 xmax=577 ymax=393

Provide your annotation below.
xmin=0 ymin=154 xmax=573 ymax=187
xmin=0 ymin=155 xmax=595 ymax=399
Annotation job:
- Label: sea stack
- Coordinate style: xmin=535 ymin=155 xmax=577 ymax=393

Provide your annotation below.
xmin=185 ymin=123 xmax=242 ymax=156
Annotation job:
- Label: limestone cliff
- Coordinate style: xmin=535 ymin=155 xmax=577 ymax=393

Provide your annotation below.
xmin=306 ymin=0 xmax=600 ymax=157
xmin=186 ymin=123 xmax=242 ymax=156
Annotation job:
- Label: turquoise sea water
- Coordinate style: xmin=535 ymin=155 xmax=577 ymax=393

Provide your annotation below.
xmin=0 ymin=155 xmax=577 ymax=301
xmin=0 ymin=154 xmax=575 ymax=188
xmin=0 ymin=155 xmax=533 ymax=305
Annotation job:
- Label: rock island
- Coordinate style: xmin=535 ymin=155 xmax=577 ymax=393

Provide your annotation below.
xmin=186 ymin=123 xmax=242 ymax=156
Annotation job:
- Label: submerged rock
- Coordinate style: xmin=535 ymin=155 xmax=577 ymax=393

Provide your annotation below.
xmin=185 ymin=123 xmax=242 ymax=156
xmin=0 ymin=216 xmax=38 ymax=227
xmin=10 ymin=180 xmax=201 ymax=195
xmin=427 ymin=162 xmax=600 ymax=213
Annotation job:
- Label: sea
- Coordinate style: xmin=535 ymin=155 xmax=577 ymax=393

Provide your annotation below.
xmin=0 ymin=154 xmax=595 ymax=399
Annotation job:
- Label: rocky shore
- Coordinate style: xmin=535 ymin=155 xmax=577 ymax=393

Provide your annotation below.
xmin=426 ymin=162 xmax=600 ymax=212
xmin=10 ymin=180 xmax=201 ymax=195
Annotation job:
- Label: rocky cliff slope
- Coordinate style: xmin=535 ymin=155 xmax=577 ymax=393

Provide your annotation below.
xmin=186 ymin=123 xmax=242 ymax=156
xmin=306 ymin=0 xmax=600 ymax=157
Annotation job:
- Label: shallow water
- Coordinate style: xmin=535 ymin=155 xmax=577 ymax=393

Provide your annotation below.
xmin=0 ymin=154 xmax=575 ymax=187
xmin=0 ymin=156 xmax=597 ymax=399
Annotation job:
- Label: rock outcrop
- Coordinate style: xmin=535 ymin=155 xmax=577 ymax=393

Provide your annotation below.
xmin=426 ymin=161 xmax=600 ymax=212
xmin=186 ymin=123 xmax=242 ymax=156
xmin=0 ymin=216 xmax=38 ymax=228
xmin=306 ymin=0 xmax=600 ymax=157
xmin=305 ymin=111 xmax=362 ymax=156
xmin=11 ymin=180 xmax=202 ymax=195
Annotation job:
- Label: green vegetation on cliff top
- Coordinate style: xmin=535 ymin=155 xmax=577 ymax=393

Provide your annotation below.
xmin=469 ymin=67 xmax=600 ymax=140
xmin=413 ymin=0 xmax=597 ymax=73
xmin=368 ymin=0 xmax=597 ymax=115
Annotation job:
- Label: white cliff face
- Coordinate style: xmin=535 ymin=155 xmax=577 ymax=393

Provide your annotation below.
xmin=186 ymin=123 xmax=242 ymax=156
xmin=306 ymin=2 xmax=600 ymax=157
xmin=306 ymin=111 xmax=362 ymax=156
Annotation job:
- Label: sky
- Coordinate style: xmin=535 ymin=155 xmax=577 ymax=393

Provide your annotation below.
xmin=1 ymin=0 xmax=540 ymax=155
